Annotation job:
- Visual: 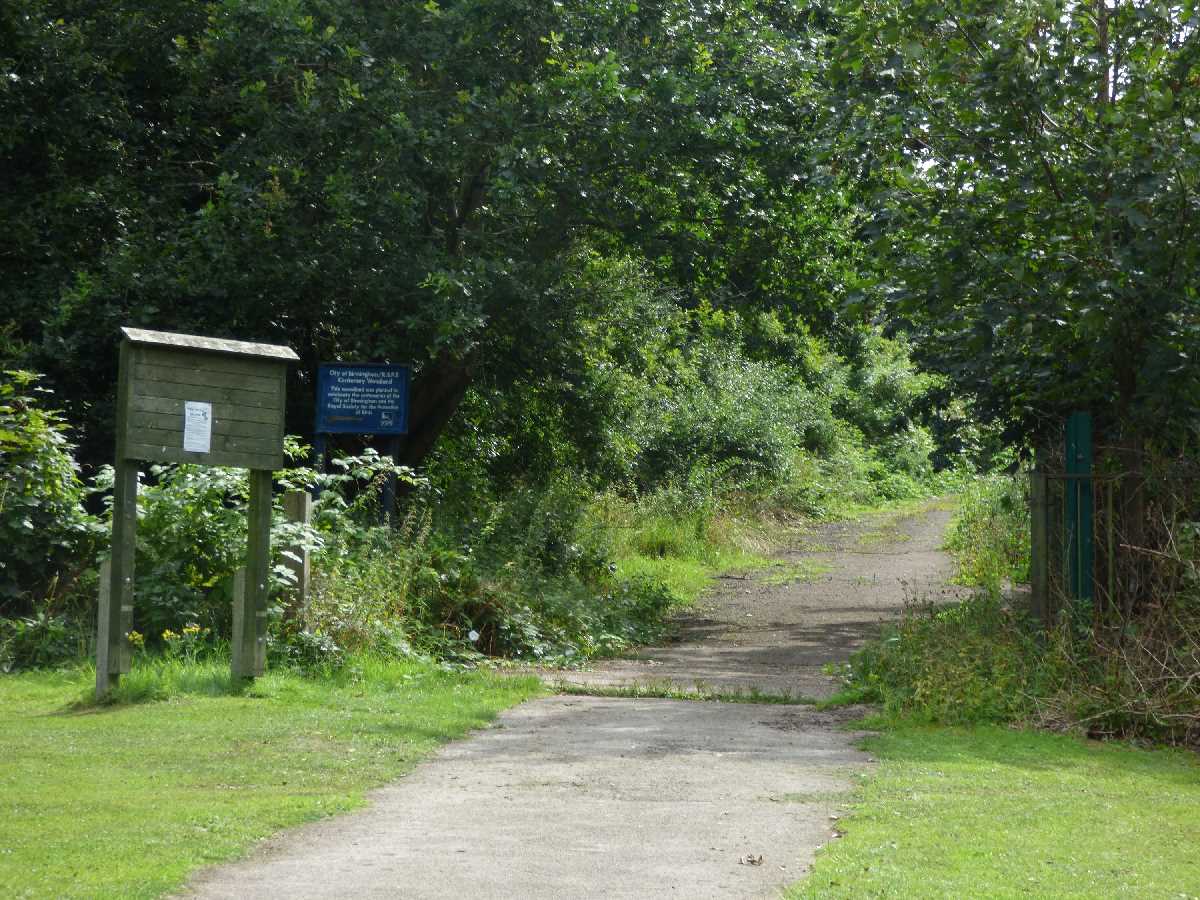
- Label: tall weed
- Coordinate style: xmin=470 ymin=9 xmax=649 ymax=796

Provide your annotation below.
xmin=841 ymin=473 xmax=1200 ymax=746
xmin=945 ymin=473 xmax=1030 ymax=591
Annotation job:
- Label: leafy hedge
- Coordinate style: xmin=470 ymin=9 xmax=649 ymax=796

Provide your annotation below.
xmin=0 ymin=372 xmax=103 ymax=618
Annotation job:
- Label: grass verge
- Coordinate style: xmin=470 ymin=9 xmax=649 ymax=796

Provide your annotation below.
xmin=0 ymin=657 xmax=541 ymax=899
xmin=787 ymin=723 xmax=1200 ymax=899
xmin=553 ymin=680 xmax=818 ymax=705
xmin=607 ymin=493 xmax=954 ymax=610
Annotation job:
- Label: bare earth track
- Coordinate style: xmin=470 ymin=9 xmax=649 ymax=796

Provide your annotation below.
xmin=183 ymin=504 xmax=958 ymax=900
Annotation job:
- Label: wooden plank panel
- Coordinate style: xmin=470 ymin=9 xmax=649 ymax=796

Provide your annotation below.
xmin=131 ymin=395 xmax=283 ymax=426
xmin=122 ymin=326 xmax=298 ymax=362
xmin=125 ymin=441 xmax=283 ymax=470
xmin=139 ymin=346 xmax=282 ymax=379
xmin=133 ymin=362 xmax=280 ymax=395
xmin=127 ymin=409 xmax=281 ymax=441
xmin=126 ymin=378 xmax=282 ymax=410
xmin=132 ymin=425 xmax=279 ymax=455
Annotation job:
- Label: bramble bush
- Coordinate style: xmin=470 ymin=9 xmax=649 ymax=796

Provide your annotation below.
xmin=294 ymin=480 xmax=676 ymax=667
xmin=839 ymin=593 xmax=1048 ymax=724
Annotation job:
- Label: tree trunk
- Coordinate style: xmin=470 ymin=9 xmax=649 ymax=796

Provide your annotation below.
xmin=399 ymin=353 xmax=475 ymax=471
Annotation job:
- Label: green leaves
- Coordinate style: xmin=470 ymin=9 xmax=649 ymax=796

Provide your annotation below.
xmin=0 ymin=373 xmax=102 ymax=617
xmin=4 ymin=0 xmax=871 ymax=472
xmin=827 ymin=0 xmax=1200 ymax=446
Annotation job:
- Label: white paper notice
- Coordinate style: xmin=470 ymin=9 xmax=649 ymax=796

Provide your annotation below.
xmin=183 ymin=401 xmax=213 ymax=453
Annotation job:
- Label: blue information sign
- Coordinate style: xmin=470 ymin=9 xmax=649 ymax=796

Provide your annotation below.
xmin=315 ymin=364 xmax=410 ymax=435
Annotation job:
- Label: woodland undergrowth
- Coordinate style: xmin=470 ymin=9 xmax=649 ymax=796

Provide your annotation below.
xmin=840 ymin=470 xmax=1200 ymax=747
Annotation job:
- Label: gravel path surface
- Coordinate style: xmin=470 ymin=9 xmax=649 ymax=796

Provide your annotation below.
xmin=549 ymin=503 xmax=962 ymax=700
xmin=182 ymin=504 xmax=957 ymax=900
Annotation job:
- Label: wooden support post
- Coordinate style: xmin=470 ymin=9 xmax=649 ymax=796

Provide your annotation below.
xmin=1030 ymin=470 xmax=1049 ymax=629
xmin=233 ymin=470 xmax=273 ymax=679
xmin=95 ymin=559 xmax=114 ymax=696
xmin=231 ymin=567 xmax=249 ymax=678
xmin=248 ymin=469 xmax=273 ymax=676
xmin=96 ymin=461 xmax=137 ymax=698
xmin=380 ymin=435 xmax=403 ymax=525
xmin=281 ymin=490 xmax=312 ymax=619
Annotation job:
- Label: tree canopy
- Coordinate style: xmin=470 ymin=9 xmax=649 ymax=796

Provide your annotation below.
xmin=828 ymin=0 xmax=1200 ymax=450
xmin=5 ymin=0 xmax=1196 ymax=470
xmin=3 ymin=0 xmax=867 ymax=468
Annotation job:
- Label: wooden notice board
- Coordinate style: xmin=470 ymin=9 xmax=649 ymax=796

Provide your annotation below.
xmin=97 ymin=328 xmax=298 ymax=697
xmin=117 ymin=327 xmax=298 ymax=469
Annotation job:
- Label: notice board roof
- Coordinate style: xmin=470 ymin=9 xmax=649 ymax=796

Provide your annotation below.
xmin=120 ymin=327 xmax=300 ymax=362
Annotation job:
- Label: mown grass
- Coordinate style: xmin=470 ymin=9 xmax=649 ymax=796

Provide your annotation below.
xmin=787 ymin=723 xmax=1200 ymax=899
xmin=0 ymin=657 xmax=540 ymax=899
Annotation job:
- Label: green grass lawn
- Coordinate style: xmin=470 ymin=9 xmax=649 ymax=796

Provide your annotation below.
xmin=788 ymin=723 xmax=1200 ymax=899
xmin=0 ymin=657 xmax=541 ymax=899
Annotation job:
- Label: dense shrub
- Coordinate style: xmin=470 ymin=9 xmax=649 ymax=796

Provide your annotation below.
xmin=297 ymin=502 xmax=674 ymax=666
xmin=842 ymin=476 xmax=1200 ymax=746
xmin=0 ymin=372 xmax=103 ymax=619
xmin=841 ymin=593 xmax=1046 ymax=724
xmin=632 ymin=345 xmax=836 ymax=491
xmin=109 ymin=463 xmax=255 ymax=641
xmin=842 ymin=590 xmax=1200 ymax=746
xmin=95 ymin=446 xmax=402 ymax=649
xmin=832 ymin=332 xmax=940 ymax=480
xmin=0 ymin=612 xmax=90 ymax=673
xmin=945 ymin=473 xmax=1030 ymax=592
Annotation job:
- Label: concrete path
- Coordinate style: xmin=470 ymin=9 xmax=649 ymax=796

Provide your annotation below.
xmin=183 ymin=504 xmax=957 ymax=900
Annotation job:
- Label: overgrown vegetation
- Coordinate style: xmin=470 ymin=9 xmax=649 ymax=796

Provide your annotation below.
xmin=943 ymin=472 xmax=1030 ymax=593
xmin=2 ymin=345 xmax=956 ymax=675
xmin=838 ymin=472 xmax=1200 ymax=747
xmin=0 ymin=0 xmax=1019 ymax=679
